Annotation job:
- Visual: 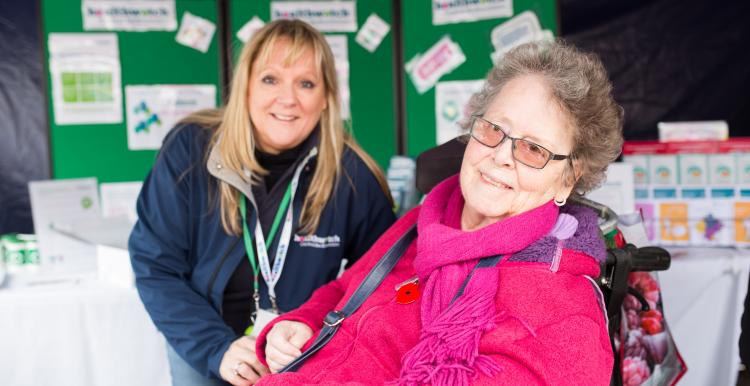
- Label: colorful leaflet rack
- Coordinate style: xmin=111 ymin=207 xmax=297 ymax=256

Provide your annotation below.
xmin=622 ymin=139 xmax=750 ymax=246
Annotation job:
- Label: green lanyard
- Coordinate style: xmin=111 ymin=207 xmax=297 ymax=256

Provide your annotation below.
xmin=238 ymin=181 xmax=294 ymax=321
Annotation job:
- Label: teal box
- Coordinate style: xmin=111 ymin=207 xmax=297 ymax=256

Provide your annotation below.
xmin=709 ymin=154 xmax=736 ymax=185
xmin=679 ymin=154 xmax=708 ymax=185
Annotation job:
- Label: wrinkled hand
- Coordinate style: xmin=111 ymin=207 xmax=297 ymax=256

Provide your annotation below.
xmin=265 ymin=321 xmax=313 ymax=373
xmin=219 ymin=335 xmax=270 ymax=385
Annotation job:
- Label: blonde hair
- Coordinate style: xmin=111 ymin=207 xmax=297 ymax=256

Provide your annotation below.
xmin=183 ymin=20 xmax=391 ymax=235
xmin=462 ymin=40 xmax=624 ymax=194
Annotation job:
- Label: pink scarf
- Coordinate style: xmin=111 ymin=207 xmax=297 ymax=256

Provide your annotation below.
xmin=396 ymin=175 xmax=559 ymax=386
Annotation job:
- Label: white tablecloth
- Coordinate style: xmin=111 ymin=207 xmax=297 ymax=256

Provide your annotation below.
xmin=660 ymin=247 xmax=750 ymax=386
xmin=0 ymin=278 xmax=170 ymax=386
xmin=2 ymin=248 xmax=748 ymax=386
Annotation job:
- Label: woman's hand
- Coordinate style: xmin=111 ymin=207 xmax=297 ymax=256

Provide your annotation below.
xmin=220 ymin=335 xmax=270 ymax=385
xmin=265 ymin=321 xmax=314 ymax=373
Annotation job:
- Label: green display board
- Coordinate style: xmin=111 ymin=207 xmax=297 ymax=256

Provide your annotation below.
xmin=402 ymin=0 xmax=558 ymax=157
xmin=228 ymin=1 xmax=397 ymax=170
xmin=42 ymin=0 xmax=222 ymax=183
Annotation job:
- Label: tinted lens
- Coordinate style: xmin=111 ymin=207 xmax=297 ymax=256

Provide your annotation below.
xmin=513 ymin=139 xmax=551 ymax=168
xmin=472 ymin=117 xmax=505 ymax=147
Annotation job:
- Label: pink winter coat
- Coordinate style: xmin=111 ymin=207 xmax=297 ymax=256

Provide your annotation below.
xmin=256 ymin=207 xmax=613 ymax=385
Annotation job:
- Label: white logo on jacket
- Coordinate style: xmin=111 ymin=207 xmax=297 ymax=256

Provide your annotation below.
xmin=294 ymin=234 xmax=341 ymax=248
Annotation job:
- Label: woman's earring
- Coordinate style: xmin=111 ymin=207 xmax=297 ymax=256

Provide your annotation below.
xmin=554 ymin=198 xmax=566 ymax=207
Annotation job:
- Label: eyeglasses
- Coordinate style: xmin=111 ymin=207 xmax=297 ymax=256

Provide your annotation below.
xmin=469 ymin=115 xmax=571 ymax=169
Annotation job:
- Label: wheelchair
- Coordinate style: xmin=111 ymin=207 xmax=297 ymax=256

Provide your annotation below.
xmin=414 ymin=138 xmax=673 ymax=386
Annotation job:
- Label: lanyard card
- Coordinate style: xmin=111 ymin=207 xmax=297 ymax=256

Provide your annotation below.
xmin=250 ymin=308 xmax=280 ymax=338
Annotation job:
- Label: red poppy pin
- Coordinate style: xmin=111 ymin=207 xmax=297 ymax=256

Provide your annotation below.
xmin=395 ymin=277 xmax=420 ymax=305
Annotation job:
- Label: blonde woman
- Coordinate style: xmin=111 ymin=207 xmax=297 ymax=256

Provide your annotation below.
xmin=129 ymin=20 xmax=395 ymax=386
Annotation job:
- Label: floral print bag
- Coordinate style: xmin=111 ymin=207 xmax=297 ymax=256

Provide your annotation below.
xmin=617 ymin=271 xmax=687 ymax=385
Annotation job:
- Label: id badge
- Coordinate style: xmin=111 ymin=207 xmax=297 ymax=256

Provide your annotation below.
xmin=249 ymin=308 xmax=279 ymax=338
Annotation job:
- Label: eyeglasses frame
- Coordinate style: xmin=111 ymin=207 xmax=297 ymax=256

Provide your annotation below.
xmin=469 ymin=115 xmax=571 ymax=169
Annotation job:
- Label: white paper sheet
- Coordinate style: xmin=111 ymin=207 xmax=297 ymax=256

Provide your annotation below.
xmin=585 ymin=162 xmax=636 ymax=216
xmin=435 ymin=79 xmax=484 ymax=145
xmin=100 ymin=181 xmax=143 ymax=223
xmin=433 ymin=0 xmax=513 ymax=26
xmin=236 ymin=16 xmax=266 ymax=43
xmin=28 ymin=179 xmax=101 ymax=278
xmin=125 ymin=84 xmax=216 ymax=150
xmin=355 ymin=13 xmax=390 ymax=53
xmin=271 ymin=1 xmax=357 ymax=32
xmin=48 ymin=33 xmax=122 ymax=125
xmin=82 ymin=0 xmax=176 ymax=31
xmin=175 ymin=11 xmax=216 ymax=53
xmin=324 ymin=35 xmax=351 ymax=120
xmin=405 ymin=36 xmax=466 ymax=94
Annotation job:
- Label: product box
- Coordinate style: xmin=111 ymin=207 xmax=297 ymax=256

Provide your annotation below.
xmin=623 ymin=155 xmax=649 ymax=185
xmin=679 ymin=155 xmax=708 ymax=185
xmin=650 ymin=155 xmax=678 ymax=186
xmin=657 ymin=201 xmax=689 ymax=246
xmin=736 ymin=153 xmax=750 ymax=184
xmin=709 ymin=153 xmax=736 ymax=185
xmin=735 ymin=187 xmax=750 ymax=246
xmin=709 ymin=187 xmax=737 ymax=246
xmin=681 ymin=187 xmax=731 ymax=246
xmin=0 ymin=234 xmax=40 ymax=274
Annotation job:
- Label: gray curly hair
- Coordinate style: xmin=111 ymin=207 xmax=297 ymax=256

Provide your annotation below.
xmin=461 ymin=40 xmax=624 ymax=194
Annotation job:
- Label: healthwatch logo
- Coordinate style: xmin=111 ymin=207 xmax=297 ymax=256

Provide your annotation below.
xmin=272 ymin=8 xmax=351 ymax=19
xmin=434 ymin=0 xmax=507 ymax=10
xmin=294 ymin=234 xmax=341 ymax=249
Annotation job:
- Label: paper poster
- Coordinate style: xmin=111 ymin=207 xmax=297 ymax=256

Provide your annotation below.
xmin=237 ymin=16 xmax=266 ymax=43
xmin=28 ymin=178 xmax=100 ymax=276
xmin=659 ymin=203 xmax=690 ymax=244
xmin=126 ymin=84 xmax=216 ymax=150
xmin=433 ymin=0 xmax=512 ymax=26
xmin=489 ymin=11 xmax=551 ymax=62
xmin=82 ymin=0 xmax=177 ymax=31
xmin=324 ymin=35 xmax=351 ymax=120
xmin=355 ymin=13 xmax=390 ymax=53
xmin=405 ymin=36 xmax=466 ymax=94
xmin=435 ymin=79 xmax=484 ymax=144
xmin=585 ymin=163 xmax=636 ymax=216
xmin=48 ymin=33 xmax=122 ymax=125
xmin=100 ymin=181 xmax=143 ymax=224
xmin=271 ymin=1 xmax=357 ymax=32
xmin=175 ymin=12 xmax=216 ymax=53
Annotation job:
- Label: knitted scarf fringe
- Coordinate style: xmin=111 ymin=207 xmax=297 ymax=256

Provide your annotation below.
xmin=391 ymin=270 xmax=503 ymax=386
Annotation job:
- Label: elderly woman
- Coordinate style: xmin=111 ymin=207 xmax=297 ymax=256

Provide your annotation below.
xmin=253 ymin=40 xmax=623 ymax=385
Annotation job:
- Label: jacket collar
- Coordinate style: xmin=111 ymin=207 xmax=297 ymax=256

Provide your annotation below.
xmin=206 ymin=128 xmax=320 ymax=199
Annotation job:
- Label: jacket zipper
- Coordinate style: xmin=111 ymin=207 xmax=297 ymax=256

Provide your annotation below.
xmin=206 ymin=236 xmax=241 ymax=315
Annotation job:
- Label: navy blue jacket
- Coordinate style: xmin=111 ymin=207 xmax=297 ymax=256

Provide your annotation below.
xmin=129 ymin=124 xmax=395 ymax=379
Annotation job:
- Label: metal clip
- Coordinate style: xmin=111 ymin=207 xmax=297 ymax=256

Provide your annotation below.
xmin=395 ymin=276 xmax=419 ymax=291
xmin=323 ymin=310 xmax=346 ymax=327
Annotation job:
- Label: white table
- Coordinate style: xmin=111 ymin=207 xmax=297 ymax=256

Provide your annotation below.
xmin=660 ymin=247 xmax=750 ymax=386
xmin=2 ymin=248 xmax=747 ymax=386
xmin=0 ymin=278 xmax=171 ymax=386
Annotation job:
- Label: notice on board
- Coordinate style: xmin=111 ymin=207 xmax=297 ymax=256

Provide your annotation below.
xmin=48 ymin=33 xmax=122 ymax=125
xmin=125 ymin=84 xmax=216 ymax=150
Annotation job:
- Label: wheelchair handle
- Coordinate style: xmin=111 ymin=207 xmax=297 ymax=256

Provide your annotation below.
xmin=568 ymin=195 xmax=618 ymax=235
xmin=605 ymin=244 xmax=671 ymax=272
xmin=630 ymin=245 xmax=671 ymax=272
